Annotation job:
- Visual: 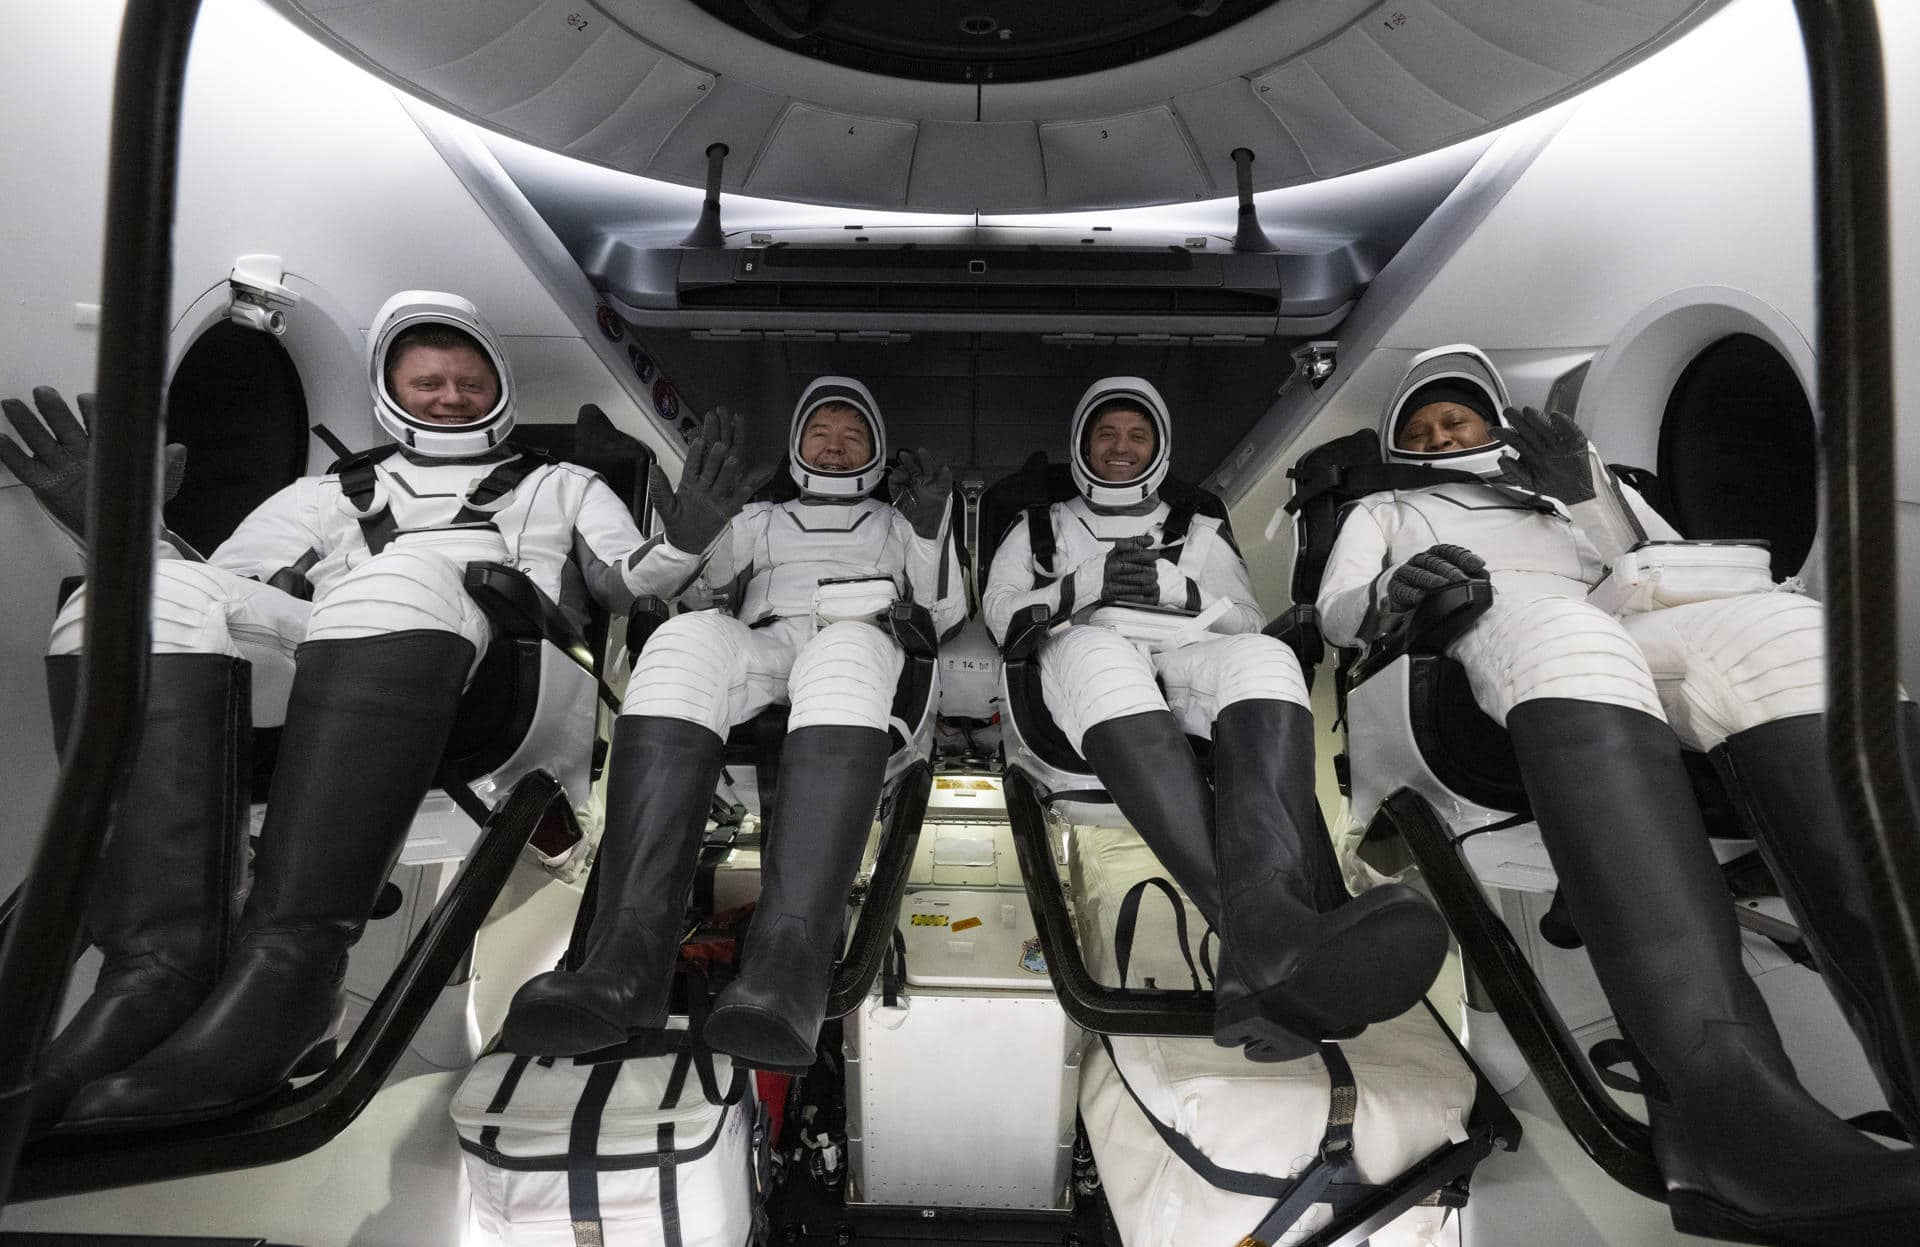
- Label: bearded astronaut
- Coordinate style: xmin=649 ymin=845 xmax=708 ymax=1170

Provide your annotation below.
xmin=503 ymin=376 xmax=963 ymax=1072
xmin=1 ymin=291 xmax=709 ymax=1129
xmin=1316 ymin=345 xmax=1920 ymax=1241
xmin=981 ymin=377 xmax=1448 ymax=1061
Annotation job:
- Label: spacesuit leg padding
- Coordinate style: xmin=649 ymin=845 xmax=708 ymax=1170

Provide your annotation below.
xmin=704 ymin=724 xmax=891 ymax=1071
xmin=30 ymin=653 xmax=249 ymax=1131
xmin=785 ymin=621 xmax=902 ymax=733
xmin=1448 ymin=593 xmax=1663 ymax=726
xmin=1039 ymin=625 xmax=1164 ymax=754
xmin=1623 ymin=593 xmax=1827 ymax=751
xmin=64 ymin=629 xmax=476 ymax=1127
xmin=1155 ymin=633 xmax=1310 ymax=739
xmin=1508 ymin=698 xmax=1920 ymax=1242
xmin=305 ymin=548 xmax=492 ymax=662
xmin=501 ymin=715 xmax=727 ymax=1056
xmin=623 ymin=610 xmax=790 ymax=738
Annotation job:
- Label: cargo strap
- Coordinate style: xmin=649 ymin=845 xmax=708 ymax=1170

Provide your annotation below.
xmin=1114 ymin=876 xmax=1207 ymax=991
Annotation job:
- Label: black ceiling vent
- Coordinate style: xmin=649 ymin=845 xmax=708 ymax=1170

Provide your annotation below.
xmin=691 ymin=0 xmax=1282 ymax=83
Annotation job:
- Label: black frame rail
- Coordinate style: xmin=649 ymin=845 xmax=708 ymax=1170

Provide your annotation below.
xmin=8 ymin=771 xmax=566 ymax=1202
xmin=0 ymin=0 xmax=204 ymax=1205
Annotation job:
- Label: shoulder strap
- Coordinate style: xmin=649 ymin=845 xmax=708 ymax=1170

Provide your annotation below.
xmin=452 ymin=444 xmax=556 ymax=525
xmin=335 ymin=444 xmax=403 ymax=555
xmin=1026 ymin=504 xmax=1058 ymax=587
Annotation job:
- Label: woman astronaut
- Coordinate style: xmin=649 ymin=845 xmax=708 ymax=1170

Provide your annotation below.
xmin=503 ymin=377 xmax=964 ymax=1073
xmin=2 ymin=291 xmax=704 ymax=1129
xmin=982 ymin=377 xmax=1449 ymax=1061
xmin=1316 ymin=346 xmax=1920 ymax=1242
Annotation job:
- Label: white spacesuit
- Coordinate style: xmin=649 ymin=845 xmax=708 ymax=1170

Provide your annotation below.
xmin=982 ymin=377 xmax=1447 ymax=1061
xmin=1315 ymin=345 xmax=1920 ymax=1239
xmin=12 ymin=291 xmax=685 ymax=1129
xmin=504 ymin=376 xmax=963 ymax=1072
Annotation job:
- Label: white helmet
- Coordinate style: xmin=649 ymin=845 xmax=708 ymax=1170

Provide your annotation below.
xmin=368 ymin=291 xmax=515 ymax=458
xmin=1380 ymin=345 xmax=1513 ymax=477
xmin=1070 ymin=376 xmax=1171 ymax=508
xmin=790 ymin=376 xmax=885 ymax=498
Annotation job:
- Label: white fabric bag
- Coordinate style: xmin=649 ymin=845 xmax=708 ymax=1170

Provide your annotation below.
xmin=452 ymin=1035 xmax=760 ymax=1247
xmin=1587 ymin=540 xmax=1778 ymax=616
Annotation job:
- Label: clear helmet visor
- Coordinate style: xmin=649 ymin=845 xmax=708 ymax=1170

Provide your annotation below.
xmin=1070 ymin=376 xmax=1171 ymax=507
xmin=368 ymin=291 xmax=515 ymax=458
xmin=788 ymin=375 xmax=886 ymax=498
xmin=1381 ymin=345 xmax=1512 ymax=477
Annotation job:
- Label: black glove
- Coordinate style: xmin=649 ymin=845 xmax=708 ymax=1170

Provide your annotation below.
xmin=646 ymin=407 xmax=766 ymax=553
xmin=1101 ymin=535 xmax=1160 ymax=606
xmin=887 ymin=447 xmax=953 ymax=540
xmin=1493 ymin=406 xmax=1595 ymax=505
xmin=0 ymin=387 xmax=186 ymax=539
xmin=1385 ymin=544 xmax=1489 ymax=615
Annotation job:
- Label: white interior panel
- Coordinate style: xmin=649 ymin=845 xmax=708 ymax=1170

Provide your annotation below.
xmin=1303 ymin=27 xmax=1490 ymax=151
xmin=409 ymin=1 xmax=605 ymax=118
xmin=1374 ymin=1 xmax=1574 ymax=120
xmin=747 ymin=105 xmax=918 ymax=207
xmin=568 ymin=57 xmax=714 ymax=167
xmin=1252 ymin=59 xmax=1406 ymax=176
xmin=648 ymin=76 xmax=789 ymax=188
xmin=905 ymin=121 xmax=1047 ymax=212
xmin=1170 ymin=78 xmax=1315 ymax=190
xmin=313 ymin=0 xmax=535 ymax=77
xmin=1433 ymin=0 xmax=1671 ymax=76
xmin=1039 ymin=108 xmax=1209 ymax=209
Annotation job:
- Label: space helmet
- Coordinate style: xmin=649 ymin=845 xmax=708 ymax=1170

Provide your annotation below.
xmin=368 ymin=290 xmax=515 ymax=458
xmin=1380 ymin=345 xmax=1512 ymax=477
xmin=789 ymin=376 xmax=886 ymax=498
xmin=1069 ymin=376 xmax=1171 ymax=508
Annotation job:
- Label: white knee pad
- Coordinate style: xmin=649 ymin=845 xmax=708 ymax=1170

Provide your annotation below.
xmin=1039 ymin=625 xmax=1164 ymax=753
xmin=1204 ymin=633 xmax=1311 ymax=712
xmin=306 ymin=549 xmax=492 ymax=661
xmin=1451 ymin=594 xmax=1663 ymax=725
xmin=1625 ymin=593 xmax=1827 ymax=748
xmin=787 ymin=621 xmax=903 ymax=733
xmin=50 ymin=561 xmax=251 ymax=657
xmin=624 ymin=611 xmax=756 ymax=736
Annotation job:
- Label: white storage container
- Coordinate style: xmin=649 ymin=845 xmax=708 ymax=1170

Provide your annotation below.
xmin=452 ymin=1038 xmax=758 ymax=1247
xmin=844 ymin=887 xmax=1081 ymax=1210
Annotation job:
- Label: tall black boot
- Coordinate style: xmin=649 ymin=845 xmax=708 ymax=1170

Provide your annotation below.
xmin=63 ymin=630 xmax=474 ymax=1127
xmin=1510 ymin=698 xmax=1920 ymax=1246
xmin=31 ymin=653 xmax=249 ymax=1131
xmin=501 ymin=715 xmax=725 ymax=1056
xmin=703 ymin=725 xmax=889 ymax=1072
xmin=1713 ymin=707 xmax=1920 ymax=1139
xmin=1083 ymin=709 xmax=1445 ymax=1062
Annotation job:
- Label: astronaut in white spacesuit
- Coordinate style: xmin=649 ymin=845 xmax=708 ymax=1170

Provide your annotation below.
xmin=2 ymin=291 xmax=718 ymax=1128
xmin=1316 ymin=346 xmax=1920 ymax=1241
xmin=503 ymin=376 xmax=963 ymax=1072
xmin=982 ymin=377 xmax=1448 ymax=1061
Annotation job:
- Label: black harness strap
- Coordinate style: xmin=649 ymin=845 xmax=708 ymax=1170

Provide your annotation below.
xmin=451 ymin=446 xmax=556 ymax=526
xmin=656 ymin=1122 xmax=683 ymax=1247
xmin=1026 ymin=504 xmax=1058 ymax=587
xmin=567 ymin=1060 xmax=623 ymax=1246
xmin=1114 ymin=877 xmax=1204 ymax=992
xmin=1285 ymin=461 xmax=1557 ymax=517
xmin=335 ymin=444 xmax=403 ymax=555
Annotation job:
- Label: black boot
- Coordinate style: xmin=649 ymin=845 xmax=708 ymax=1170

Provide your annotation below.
xmin=501 ymin=715 xmax=724 ymax=1056
xmin=31 ymin=654 xmax=249 ymax=1131
xmin=1510 ymin=698 xmax=1920 ymax=1246
xmin=1083 ymin=709 xmax=1446 ymax=1062
xmin=1713 ymin=708 xmax=1920 ymax=1140
xmin=63 ymin=630 xmax=474 ymax=1127
xmin=703 ymin=725 xmax=889 ymax=1072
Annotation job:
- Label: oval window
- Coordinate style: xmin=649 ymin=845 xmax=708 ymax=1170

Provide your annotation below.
xmin=162 ymin=321 xmax=310 ymax=554
xmin=1656 ymin=333 xmax=1817 ymax=577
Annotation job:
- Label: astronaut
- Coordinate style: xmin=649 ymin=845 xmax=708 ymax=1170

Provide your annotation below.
xmin=1317 ymin=345 xmax=1920 ymax=1242
xmin=1 ymin=291 xmax=711 ymax=1128
xmin=982 ymin=377 xmax=1448 ymax=1061
xmin=503 ymin=376 xmax=963 ymax=1072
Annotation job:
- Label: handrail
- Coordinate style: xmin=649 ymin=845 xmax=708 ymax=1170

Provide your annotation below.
xmin=825 ymin=761 xmax=931 ymax=1019
xmin=9 ymin=771 xmax=563 ymax=1201
xmin=1790 ymin=0 xmax=1920 ymax=1103
xmin=1003 ymin=769 xmax=1214 ymax=1037
xmin=0 ymin=0 xmax=203 ymax=1206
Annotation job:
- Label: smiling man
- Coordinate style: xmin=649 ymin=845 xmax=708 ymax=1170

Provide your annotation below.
xmin=982 ymin=377 xmax=1447 ymax=1063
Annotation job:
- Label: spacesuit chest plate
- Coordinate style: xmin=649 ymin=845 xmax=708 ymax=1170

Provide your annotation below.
xmin=738 ymin=497 xmax=904 ymax=622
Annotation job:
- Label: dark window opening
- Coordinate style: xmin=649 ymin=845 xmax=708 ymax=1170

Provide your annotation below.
xmin=1657 ymin=333 xmax=1817 ymax=577
xmin=162 ymin=321 xmax=310 ymax=554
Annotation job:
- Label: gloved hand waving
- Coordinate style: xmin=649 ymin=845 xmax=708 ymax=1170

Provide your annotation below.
xmin=1493 ymin=406 xmax=1595 ymax=505
xmin=647 ymin=407 xmax=766 ymax=553
xmin=1386 ymin=544 xmax=1489 ymax=615
xmin=0 ymin=387 xmax=187 ymax=539
xmin=1101 ymin=535 xmax=1160 ymax=607
xmin=887 ymin=448 xmax=953 ymax=540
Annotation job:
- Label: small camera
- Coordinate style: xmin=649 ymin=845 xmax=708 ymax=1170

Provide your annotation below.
xmin=226 ymin=253 xmax=298 ymax=337
xmin=227 ymin=298 xmax=287 ymax=336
